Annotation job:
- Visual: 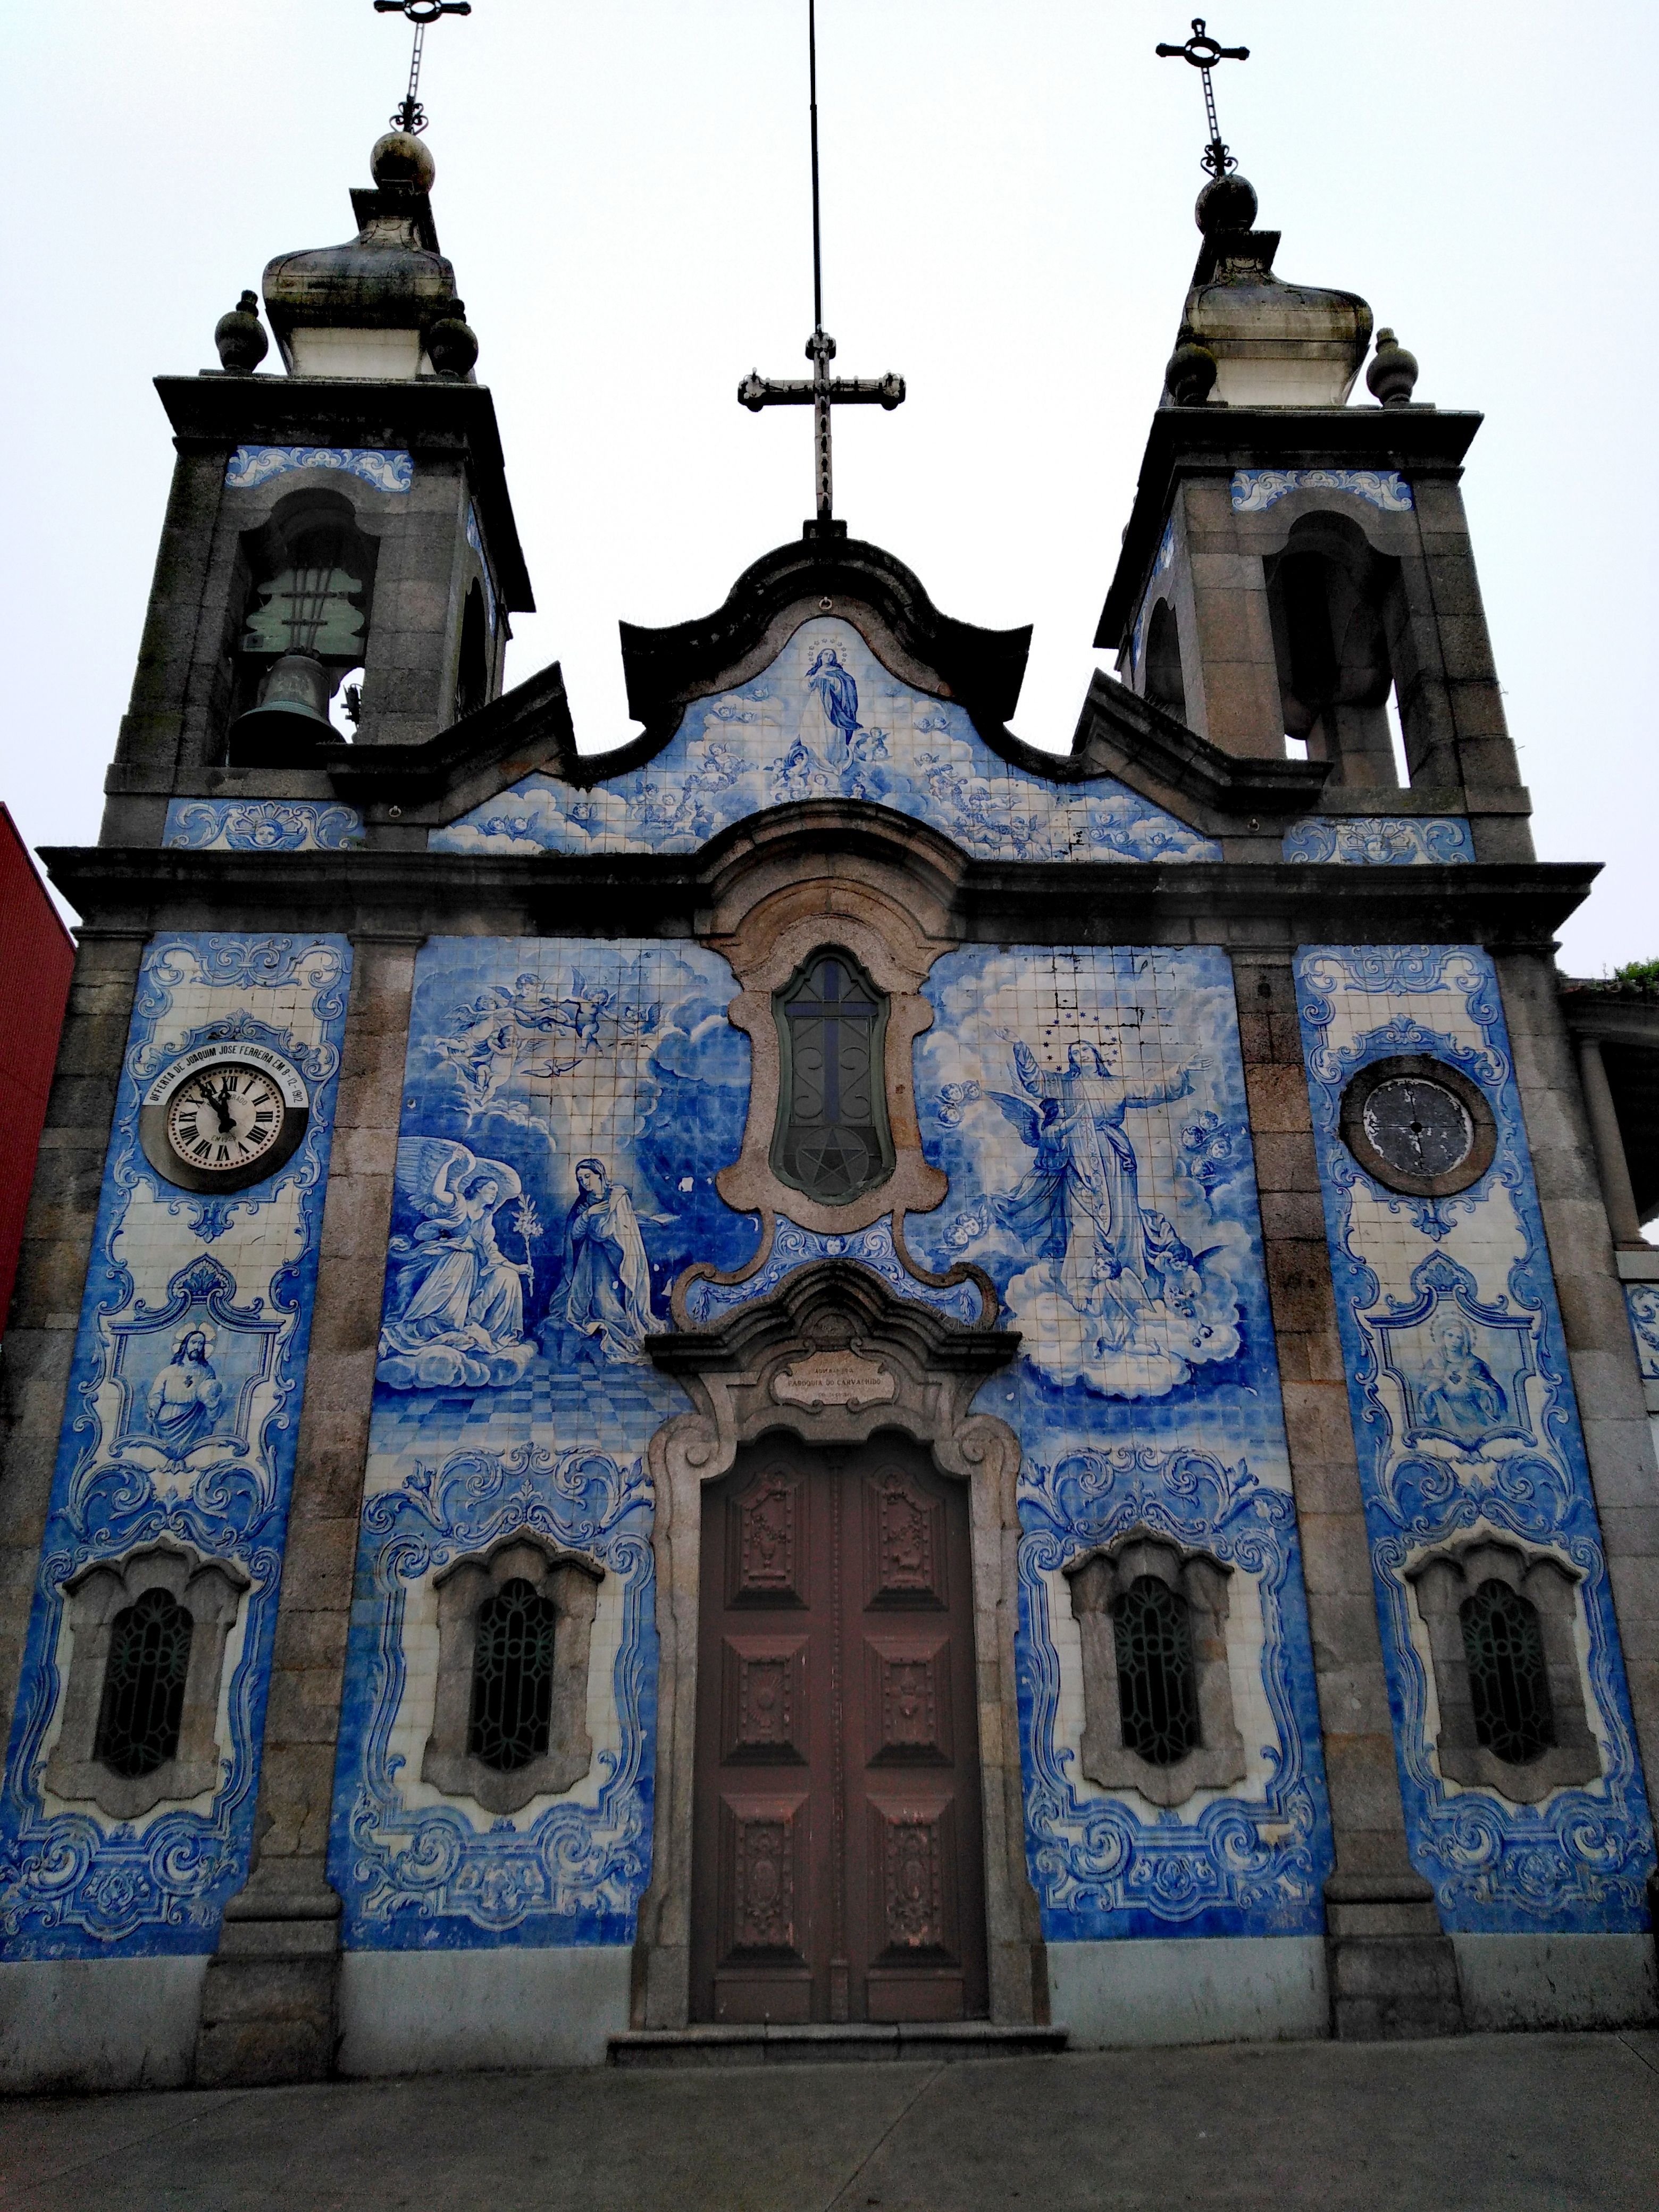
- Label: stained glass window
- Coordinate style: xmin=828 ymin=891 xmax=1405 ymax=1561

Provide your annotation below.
xmin=1113 ymin=1577 xmax=1201 ymax=1766
xmin=468 ymin=1579 xmax=557 ymax=1772
xmin=94 ymin=1588 xmax=192 ymax=1778
xmin=1460 ymin=1580 xmax=1555 ymax=1765
xmin=773 ymin=950 xmax=893 ymax=1205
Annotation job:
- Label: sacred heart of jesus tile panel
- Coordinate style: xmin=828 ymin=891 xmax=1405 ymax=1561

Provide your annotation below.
xmin=431 ymin=617 xmax=1221 ymax=865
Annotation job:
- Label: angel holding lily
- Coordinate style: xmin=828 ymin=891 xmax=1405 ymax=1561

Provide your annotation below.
xmin=377 ymin=1137 xmax=542 ymax=1389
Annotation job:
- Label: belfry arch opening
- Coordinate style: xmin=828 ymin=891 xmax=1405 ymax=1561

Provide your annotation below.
xmin=1266 ymin=510 xmax=1410 ymax=788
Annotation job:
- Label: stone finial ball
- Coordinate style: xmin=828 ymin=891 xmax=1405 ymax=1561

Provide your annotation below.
xmin=1366 ymin=329 xmax=1421 ymax=407
xmin=1195 ymin=171 xmax=1258 ymax=236
xmin=371 ymin=131 xmax=437 ymax=194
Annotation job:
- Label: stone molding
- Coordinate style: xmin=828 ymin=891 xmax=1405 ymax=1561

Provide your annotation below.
xmin=1063 ymin=1527 xmax=1246 ymax=1808
xmin=696 ymin=810 xmax=959 ymax=1243
xmin=1406 ymin=1532 xmax=1601 ymax=1805
xmin=45 ymin=1541 xmax=249 ymax=1822
xmin=633 ymin=1259 xmax=1043 ymax=2030
xmin=422 ymin=1534 xmax=603 ymax=1816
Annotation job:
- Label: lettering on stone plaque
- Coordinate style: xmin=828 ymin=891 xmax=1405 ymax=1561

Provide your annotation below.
xmin=771 ymin=1346 xmax=898 ymax=1413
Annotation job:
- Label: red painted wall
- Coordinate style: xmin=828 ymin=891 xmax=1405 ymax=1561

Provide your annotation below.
xmin=0 ymin=806 xmax=76 ymax=1336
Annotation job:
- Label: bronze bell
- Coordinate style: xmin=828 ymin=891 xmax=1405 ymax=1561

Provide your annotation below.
xmin=227 ymin=653 xmax=338 ymax=764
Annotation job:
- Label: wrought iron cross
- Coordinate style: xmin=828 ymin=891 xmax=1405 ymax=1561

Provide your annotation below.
xmin=373 ymin=0 xmax=472 ymax=136
xmin=738 ymin=0 xmax=905 ymax=526
xmin=1155 ymin=17 xmax=1250 ymax=178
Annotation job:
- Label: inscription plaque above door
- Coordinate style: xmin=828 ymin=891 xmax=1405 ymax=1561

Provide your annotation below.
xmin=692 ymin=1436 xmax=987 ymax=2024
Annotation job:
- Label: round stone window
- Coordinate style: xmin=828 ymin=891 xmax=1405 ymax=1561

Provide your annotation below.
xmin=1338 ymin=1054 xmax=1497 ymax=1199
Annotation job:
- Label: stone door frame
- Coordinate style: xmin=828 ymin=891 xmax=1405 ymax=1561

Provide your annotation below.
xmin=630 ymin=1259 xmax=1047 ymax=2030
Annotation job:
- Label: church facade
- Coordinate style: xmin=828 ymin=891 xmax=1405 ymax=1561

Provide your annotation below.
xmin=2 ymin=123 xmax=1657 ymax=2092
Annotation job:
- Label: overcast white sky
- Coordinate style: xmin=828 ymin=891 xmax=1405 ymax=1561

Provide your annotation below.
xmin=2 ymin=2 xmax=1654 ymax=973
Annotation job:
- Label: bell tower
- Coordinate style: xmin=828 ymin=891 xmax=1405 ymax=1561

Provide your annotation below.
xmin=103 ymin=127 xmax=532 ymax=842
xmin=1095 ymin=161 xmax=1530 ymax=863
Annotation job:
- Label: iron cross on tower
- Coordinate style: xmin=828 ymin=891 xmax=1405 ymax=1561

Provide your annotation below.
xmin=1155 ymin=16 xmax=1250 ymax=177
xmin=373 ymin=0 xmax=472 ymax=135
xmin=738 ymin=0 xmax=906 ymax=529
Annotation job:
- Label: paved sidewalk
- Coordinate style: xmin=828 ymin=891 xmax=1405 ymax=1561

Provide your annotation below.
xmin=1 ymin=2031 xmax=1656 ymax=2210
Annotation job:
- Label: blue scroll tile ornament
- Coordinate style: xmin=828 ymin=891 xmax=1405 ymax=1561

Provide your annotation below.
xmin=1283 ymin=816 xmax=1474 ymax=866
xmin=1231 ymin=468 xmax=1414 ymax=515
xmin=0 ymin=936 xmax=351 ymax=1957
xmin=223 ymin=446 xmax=414 ymax=496
xmin=433 ymin=617 xmax=1221 ymax=866
xmin=1295 ymin=944 xmax=1656 ymax=1932
xmin=329 ymin=937 xmax=755 ymax=1951
xmin=465 ymin=502 xmax=498 ymax=636
xmin=1625 ymin=1283 xmax=1659 ymax=1382
xmin=907 ymin=944 xmax=1334 ymax=1939
xmin=164 ymin=799 xmax=365 ymax=853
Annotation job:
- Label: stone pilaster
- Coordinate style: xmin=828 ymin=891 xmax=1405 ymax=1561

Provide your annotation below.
xmin=1496 ymin=954 xmax=1659 ymax=1815
xmin=1234 ymin=950 xmax=1463 ymax=2039
xmin=0 ymin=933 xmax=145 ymax=1758
xmin=195 ymin=933 xmax=419 ymax=2087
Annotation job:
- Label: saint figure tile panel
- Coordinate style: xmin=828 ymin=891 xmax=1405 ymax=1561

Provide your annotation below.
xmin=432 ymin=618 xmax=1220 ymax=865
xmin=329 ymin=938 xmax=755 ymax=1952
xmin=907 ymin=945 xmax=1334 ymax=1941
xmin=0 ymin=935 xmax=350 ymax=1958
xmin=1295 ymin=946 xmax=1655 ymax=1932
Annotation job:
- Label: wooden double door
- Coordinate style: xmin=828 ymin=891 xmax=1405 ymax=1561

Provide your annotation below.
xmin=691 ymin=1434 xmax=988 ymax=2024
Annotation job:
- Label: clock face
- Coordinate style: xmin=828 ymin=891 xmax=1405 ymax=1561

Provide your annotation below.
xmin=139 ymin=1043 xmax=311 ymax=1194
xmin=165 ymin=1064 xmax=288 ymax=1177
xmin=1360 ymin=1077 xmax=1474 ymax=1179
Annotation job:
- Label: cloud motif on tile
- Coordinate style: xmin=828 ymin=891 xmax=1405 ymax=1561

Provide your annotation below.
xmin=432 ymin=618 xmax=1221 ymax=865
xmin=917 ymin=945 xmax=1334 ymax=1940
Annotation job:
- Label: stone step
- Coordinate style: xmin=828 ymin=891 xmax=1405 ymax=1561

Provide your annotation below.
xmin=608 ymin=2022 xmax=1070 ymax=2069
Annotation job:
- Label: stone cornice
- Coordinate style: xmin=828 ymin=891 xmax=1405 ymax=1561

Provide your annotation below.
xmin=1096 ymin=406 xmax=1484 ymax=651
xmin=153 ymin=373 xmax=534 ymax=613
xmin=41 ymin=840 xmax=1597 ymax=956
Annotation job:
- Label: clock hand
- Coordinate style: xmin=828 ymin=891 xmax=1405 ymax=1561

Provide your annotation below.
xmin=204 ymin=1077 xmax=236 ymax=1135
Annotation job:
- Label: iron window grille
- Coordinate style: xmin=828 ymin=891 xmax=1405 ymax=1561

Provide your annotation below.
xmin=1112 ymin=1576 xmax=1201 ymax=1766
xmin=467 ymin=1577 xmax=558 ymax=1772
xmin=92 ymin=1588 xmax=194 ymax=1779
xmin=1459 ymin=1579 xmax=1555 ymax=1767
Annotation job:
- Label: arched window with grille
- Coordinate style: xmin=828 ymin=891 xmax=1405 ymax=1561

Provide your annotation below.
xmin=1112 ymin=1576 xmax=1201 ymax=1766
xmin=93 ymin=1588 xmax=194 ymax=1779
xmin=1065 ymin=1530 xmax=1246 ymax=1806
xmin=423 ymin=1538 xmax=604 ymax=1814
xmin=772 ymin=949 xmax=894 ymax=1207
xmin=468 ymin=1577 xmax=558 ymax=1772
xmin=1407 ymin=1537 xmax=1601 ymax=1803
xmin=44 ymin=1543 xmax=249 ymax=1820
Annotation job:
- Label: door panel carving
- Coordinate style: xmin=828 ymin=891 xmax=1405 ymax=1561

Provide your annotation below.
xmin=865 ymin=1463 xmax=947 ymax=1607
xmin=865 ymin=1633 xmax=952 ymax=1765
xmin=722 ymin=1635 xmax=808 ymax=1764
xmin=693 ymin=1437 xmax=985 ymax=2022
xmin=727 ymin=1459 xmax=805 ymax=1606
